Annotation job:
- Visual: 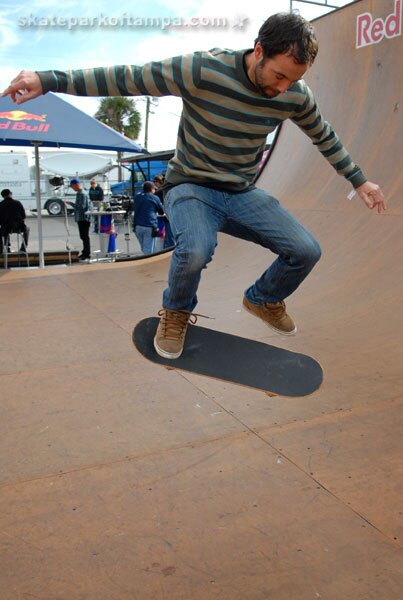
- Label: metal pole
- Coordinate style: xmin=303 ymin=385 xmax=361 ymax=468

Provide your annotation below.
xmin=144 ymin=97 xmax=150 ymax=150
xmin=34 ymin=142 xmax=45 ymax=268
xmin=290 ymin=0 xmax=293 ymax=12
xmin=63 ymin=194 xmax=72 ymax=266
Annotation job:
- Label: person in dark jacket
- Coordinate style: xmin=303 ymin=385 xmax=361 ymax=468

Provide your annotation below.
xmin=133 ymin=181 xmax=164 ymax=255
xmin=0 ymin=188 xmax=30 ymax=253
xmin=89 ymin=177 xmax=104 ymax=233
xmin=69 ymin=178 xmax=93 ymax=261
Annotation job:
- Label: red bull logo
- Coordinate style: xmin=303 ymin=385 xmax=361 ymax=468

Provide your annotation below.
xmin=357 ymin=0 xmax=402 ymax=48
xmin=0 ymin=109 xmax=50 ymax=132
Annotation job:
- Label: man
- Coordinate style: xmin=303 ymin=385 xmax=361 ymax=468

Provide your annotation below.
xmin=88 ymin=177 xmax=104 ymax=233
xmin=69 ymin=178 xmax=92 ymax=261
xmin=3 ymin=13 xmax=385 ymax=359
xmin=0 ymin=188 xmax=29 ymax=254
xmin=133 ymin=181 xmax=164 ymax=255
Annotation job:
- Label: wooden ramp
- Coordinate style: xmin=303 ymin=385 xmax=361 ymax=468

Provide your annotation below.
xmin=0 ymin=249 xmax=79 ymax=268
xmin=0 ymin=2 xmax=402 ymax=598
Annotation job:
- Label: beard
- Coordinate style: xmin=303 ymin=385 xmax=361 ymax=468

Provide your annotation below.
xmin=254 ymin=60 xmax=279 ymax=98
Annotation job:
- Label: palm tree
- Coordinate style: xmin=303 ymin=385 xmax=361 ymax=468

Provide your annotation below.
xmin=95 ymin=97 xmax=141 ymax=139
xmin=95 ymin=98 xmax=142 ymax=181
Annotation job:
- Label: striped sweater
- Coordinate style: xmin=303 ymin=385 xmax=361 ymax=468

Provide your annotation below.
xmin=38 ymin=48 xmax=366 ymax=192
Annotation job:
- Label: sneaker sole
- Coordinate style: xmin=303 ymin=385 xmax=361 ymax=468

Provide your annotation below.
xmin=243 ymin=304 xmax=297 ymax=336
xmin=153 ymin=337 xmax=183 ymax=359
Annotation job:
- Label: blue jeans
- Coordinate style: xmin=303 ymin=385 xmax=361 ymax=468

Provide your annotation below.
xmin=163 ymin=219 xmax=175 ymax=249
xmin=163 ymin=184 xmax=321 ymax=312
xmin=135 ymin=225 xmax=155 ymax=255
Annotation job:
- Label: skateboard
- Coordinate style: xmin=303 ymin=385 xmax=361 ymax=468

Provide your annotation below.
xmin=133 ymin=317 xmax=323 ymax=397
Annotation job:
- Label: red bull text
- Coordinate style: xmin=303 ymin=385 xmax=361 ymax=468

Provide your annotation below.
xmin=357 ymin=0 xmax=401 ymax=48
xmin=0 ymin=110 xmax=50 ymax=132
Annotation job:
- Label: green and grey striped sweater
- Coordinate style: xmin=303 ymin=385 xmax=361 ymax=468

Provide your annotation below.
xmin=38 ymin=48 xmax=366 ymax=192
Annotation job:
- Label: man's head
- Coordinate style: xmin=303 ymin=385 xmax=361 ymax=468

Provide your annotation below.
xmin=69 ymin=177 xmax=81 ymax=191
xmin=1 ymin=189 xmax=12 ymax=199
xmin=248 ymin=13 xmax=318 ymax=99
xmin=256 ymin=13 xmax=318 ymax=65
xmin=90 ymin=178 xmax=97 ymax=187
xmin=143 ymin=181 xmax=156 ymax=194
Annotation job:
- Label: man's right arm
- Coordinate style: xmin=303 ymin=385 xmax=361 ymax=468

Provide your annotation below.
xmin=2 ymin=53 xmax=201 ymax=104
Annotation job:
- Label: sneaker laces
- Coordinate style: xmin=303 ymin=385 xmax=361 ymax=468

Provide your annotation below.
xmin=157 ymin=309 xmax=211 ymax=340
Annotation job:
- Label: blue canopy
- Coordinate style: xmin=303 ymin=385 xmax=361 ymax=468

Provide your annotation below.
xmin=0 ymin=92 xmax=145 ymax=152
xmin=0 ymin=92 xmax=146 ymax=268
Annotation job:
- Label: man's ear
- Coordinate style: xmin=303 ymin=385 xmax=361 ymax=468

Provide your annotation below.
xmin=254 ymin=42 xmax=264 ymax=61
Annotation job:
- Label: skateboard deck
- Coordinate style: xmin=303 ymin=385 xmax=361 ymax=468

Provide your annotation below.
xmin=133 ymin=317 xmax=323 ymax=397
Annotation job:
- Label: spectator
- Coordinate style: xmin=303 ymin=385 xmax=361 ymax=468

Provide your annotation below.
xmin=69 ymin=178 xmax=92 ymax=261
xmin=153 ymin=174 xmax=175 ymax=249
xmin=153 ymin=175 xmax=164 ymax=201
xmin=0 ymin=189 xmax=30 ymax=254
xmin=133 ymin=181 xmax=164 ymax=255
xmin=88 ymin=177 xmax=104 ymax=233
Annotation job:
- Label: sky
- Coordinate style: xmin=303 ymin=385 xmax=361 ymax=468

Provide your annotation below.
xmin=0 ymin=0 xmax=350 ymax=155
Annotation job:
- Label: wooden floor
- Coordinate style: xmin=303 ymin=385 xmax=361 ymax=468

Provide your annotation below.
xmin=1 ymin=225 xmax=402 ymax=599
xmin=1 ymin=1 xmax=402 ymax=598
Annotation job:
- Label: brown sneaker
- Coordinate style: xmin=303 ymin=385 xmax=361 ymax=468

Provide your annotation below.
xmin=154 ymin=309 xmax=197 ymax=359
xmin=243 ymin=297 xmax=297 ymax=335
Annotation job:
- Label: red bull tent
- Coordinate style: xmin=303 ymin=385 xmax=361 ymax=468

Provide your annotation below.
xmin=0 ymin=92 xmax=146 ymax=268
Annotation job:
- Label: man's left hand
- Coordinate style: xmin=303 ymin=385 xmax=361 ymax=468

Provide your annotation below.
xmin=356 ymin=182 xmax=386 ymax=214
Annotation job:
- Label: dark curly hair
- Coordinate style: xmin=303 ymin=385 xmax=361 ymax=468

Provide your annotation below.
xmin=255 ymin=13 xmax=318 ymax=65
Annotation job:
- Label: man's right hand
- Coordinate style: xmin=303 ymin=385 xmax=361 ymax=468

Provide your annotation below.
xmin=2 ymin=70 xmax=43 ymax=104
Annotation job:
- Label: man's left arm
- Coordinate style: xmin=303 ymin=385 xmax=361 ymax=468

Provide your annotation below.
xmin=18 ymin=200 xmax=26 ymax=220
xmin=292 ymin=83 xmax=386 ymax=213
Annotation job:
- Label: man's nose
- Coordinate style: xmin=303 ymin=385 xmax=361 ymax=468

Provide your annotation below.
xmin=276 ymin=81 xmax=290 ymax=94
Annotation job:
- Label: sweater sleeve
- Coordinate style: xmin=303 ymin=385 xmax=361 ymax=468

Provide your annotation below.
xmin=37 ymin=52 xmax=202 ymax=99
xmin=291 ymin=82 xmax=367 ymax=189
